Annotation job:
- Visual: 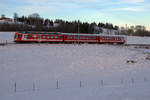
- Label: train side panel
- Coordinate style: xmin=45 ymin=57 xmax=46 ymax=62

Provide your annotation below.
xmin=14 ymin=32 xmax=126 ymax=44
xmin=64 ymin=35 xmax=99 ymax=43
xmin=99 ymin=36 xmax=125 ymax=44
xmin=40 ymin=34 xmax=63 ymax=42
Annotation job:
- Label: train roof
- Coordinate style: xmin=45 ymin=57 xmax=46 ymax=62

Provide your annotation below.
xmin=18 ymin=31 xmax=61 ymax=35
xmin=61 ymin=33 xmax=126 ymax=37
xmin=17 ymin=31 xmax=126 ymax=38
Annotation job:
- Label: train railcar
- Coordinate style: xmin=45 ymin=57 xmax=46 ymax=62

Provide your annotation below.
xmin=14 ymin=31 xmax=126 ymax=44
xmin=62 ymin=33 xmax=125 ymax=44
xmin=62 ymin=33 xmax=99 ymax=43
xmin=99 ymin=35 xmax=125 ymax=44
xmin=14 ymin=32 xmax=63 ymax=43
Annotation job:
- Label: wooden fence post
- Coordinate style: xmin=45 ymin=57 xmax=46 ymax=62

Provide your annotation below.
xmin=56 ymin=80 xmax=59 ymax=89
xmin=144 ymin=77 xmax=147 ymax=82
xmin=14 ymin=82 xmax=16 ymax=93
xmin=80 ymin=81 xmax=82 ymax=88
xmin=6 ymin=40 xmax=8 ymax=45
xmin=33 ymin=82 xmax=35 ymax=91
xmin=101 ymin=80 xmax=103 ymax=87
xmin=131 ymin=77 xmax=134 ymax=84
xmin=121 ymin=78 xmax=124 ymax=84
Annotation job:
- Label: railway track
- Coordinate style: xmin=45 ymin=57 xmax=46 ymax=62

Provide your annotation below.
xmin=124 ymin=44 xmax=150 ymax=46
xmin=1 ymin=42 xmax=150 ymax=47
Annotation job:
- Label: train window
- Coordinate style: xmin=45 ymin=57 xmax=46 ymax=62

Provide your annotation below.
xmin=51 ymin=36 xmax=53 ymax=38
xmin=59 ymin=36 xmax=61 ymax=39
xmin=55 ymin=36 xmax=57 ymax=38
xmin=18 ymin=34 xmax=22 ymax=38
xmin=47 ymin=36 xmax=49 ymax=38
xmin=43 ymin=36 xmax=46 ymax=39
xmin=28 ymin=35 xmax=31 ymax=38
xmin=24 ymin=35 xmax=27 ymax=38
xmin=116 ymin=37 xmax=119 ymax=40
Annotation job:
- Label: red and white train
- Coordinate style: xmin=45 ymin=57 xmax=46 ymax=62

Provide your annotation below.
xmin=14 ymin=31 xmax=126 ymax=44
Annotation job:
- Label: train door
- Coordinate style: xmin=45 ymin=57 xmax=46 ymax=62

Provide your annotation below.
xmin=37 ymin=34 xmax=41 ymax=42
xmin=22 ymin=34 xmax=27 ymax=41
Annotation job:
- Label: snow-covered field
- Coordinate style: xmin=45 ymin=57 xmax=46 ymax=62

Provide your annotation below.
xmin=1 ymin=43 xmax=150 ymax=100
xmin=126 ymin=36 xmax=150 ymax=44
xmin=0 ymin=32 xmax=15 ymax=43
xmin=1 ymin=32 xmax=150 ymax=100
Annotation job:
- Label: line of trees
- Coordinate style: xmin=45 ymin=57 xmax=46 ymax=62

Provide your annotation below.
xmin=0 ymin=13 xmax=118 ymax=33
xmin=0 ymin=13 xmax=150 ymax=36
xmin=120 ymin=25 xmax=150 ymax=36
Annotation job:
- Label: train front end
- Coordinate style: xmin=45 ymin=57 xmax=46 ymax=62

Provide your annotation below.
xmin=14 ymin=32 xmax=23 ymax=42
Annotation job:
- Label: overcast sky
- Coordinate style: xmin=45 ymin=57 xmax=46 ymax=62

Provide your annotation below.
xmin=0 ymin=0 xmax=150 ymax=30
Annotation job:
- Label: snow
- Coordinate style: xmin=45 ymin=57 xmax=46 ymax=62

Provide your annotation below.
xmin=126 ymin=36 xmax=150 ymax=44
xmin=1 ymin=32 xmax=150 ymax=100
xmin=0 ymin=32 xmax=15 ymax=43
xmin=1 ymin=43 xmax=150 ymax=100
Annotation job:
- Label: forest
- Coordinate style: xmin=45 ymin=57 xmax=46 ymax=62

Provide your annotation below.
xmin=0 ymin=13 xmax=150 ymax=36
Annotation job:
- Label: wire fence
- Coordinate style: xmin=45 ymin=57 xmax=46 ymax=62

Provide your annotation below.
xmin=0 ymin=40 xmax=8 ymax=46
xmin=12 ymin=77 xmax=149 ymax=93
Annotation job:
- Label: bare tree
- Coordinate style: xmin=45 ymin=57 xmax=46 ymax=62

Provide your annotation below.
xmin=28 ymin=13 xmax=40 ymax=18
xmin=1 ymin=14 xmax=5 ymax=18
xmin=13 ymin=13 xmax=18 ymax=23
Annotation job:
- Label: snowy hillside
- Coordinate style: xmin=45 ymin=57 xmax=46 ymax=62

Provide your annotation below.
xmin=1 ymin=44 xmax=150 ymax=100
